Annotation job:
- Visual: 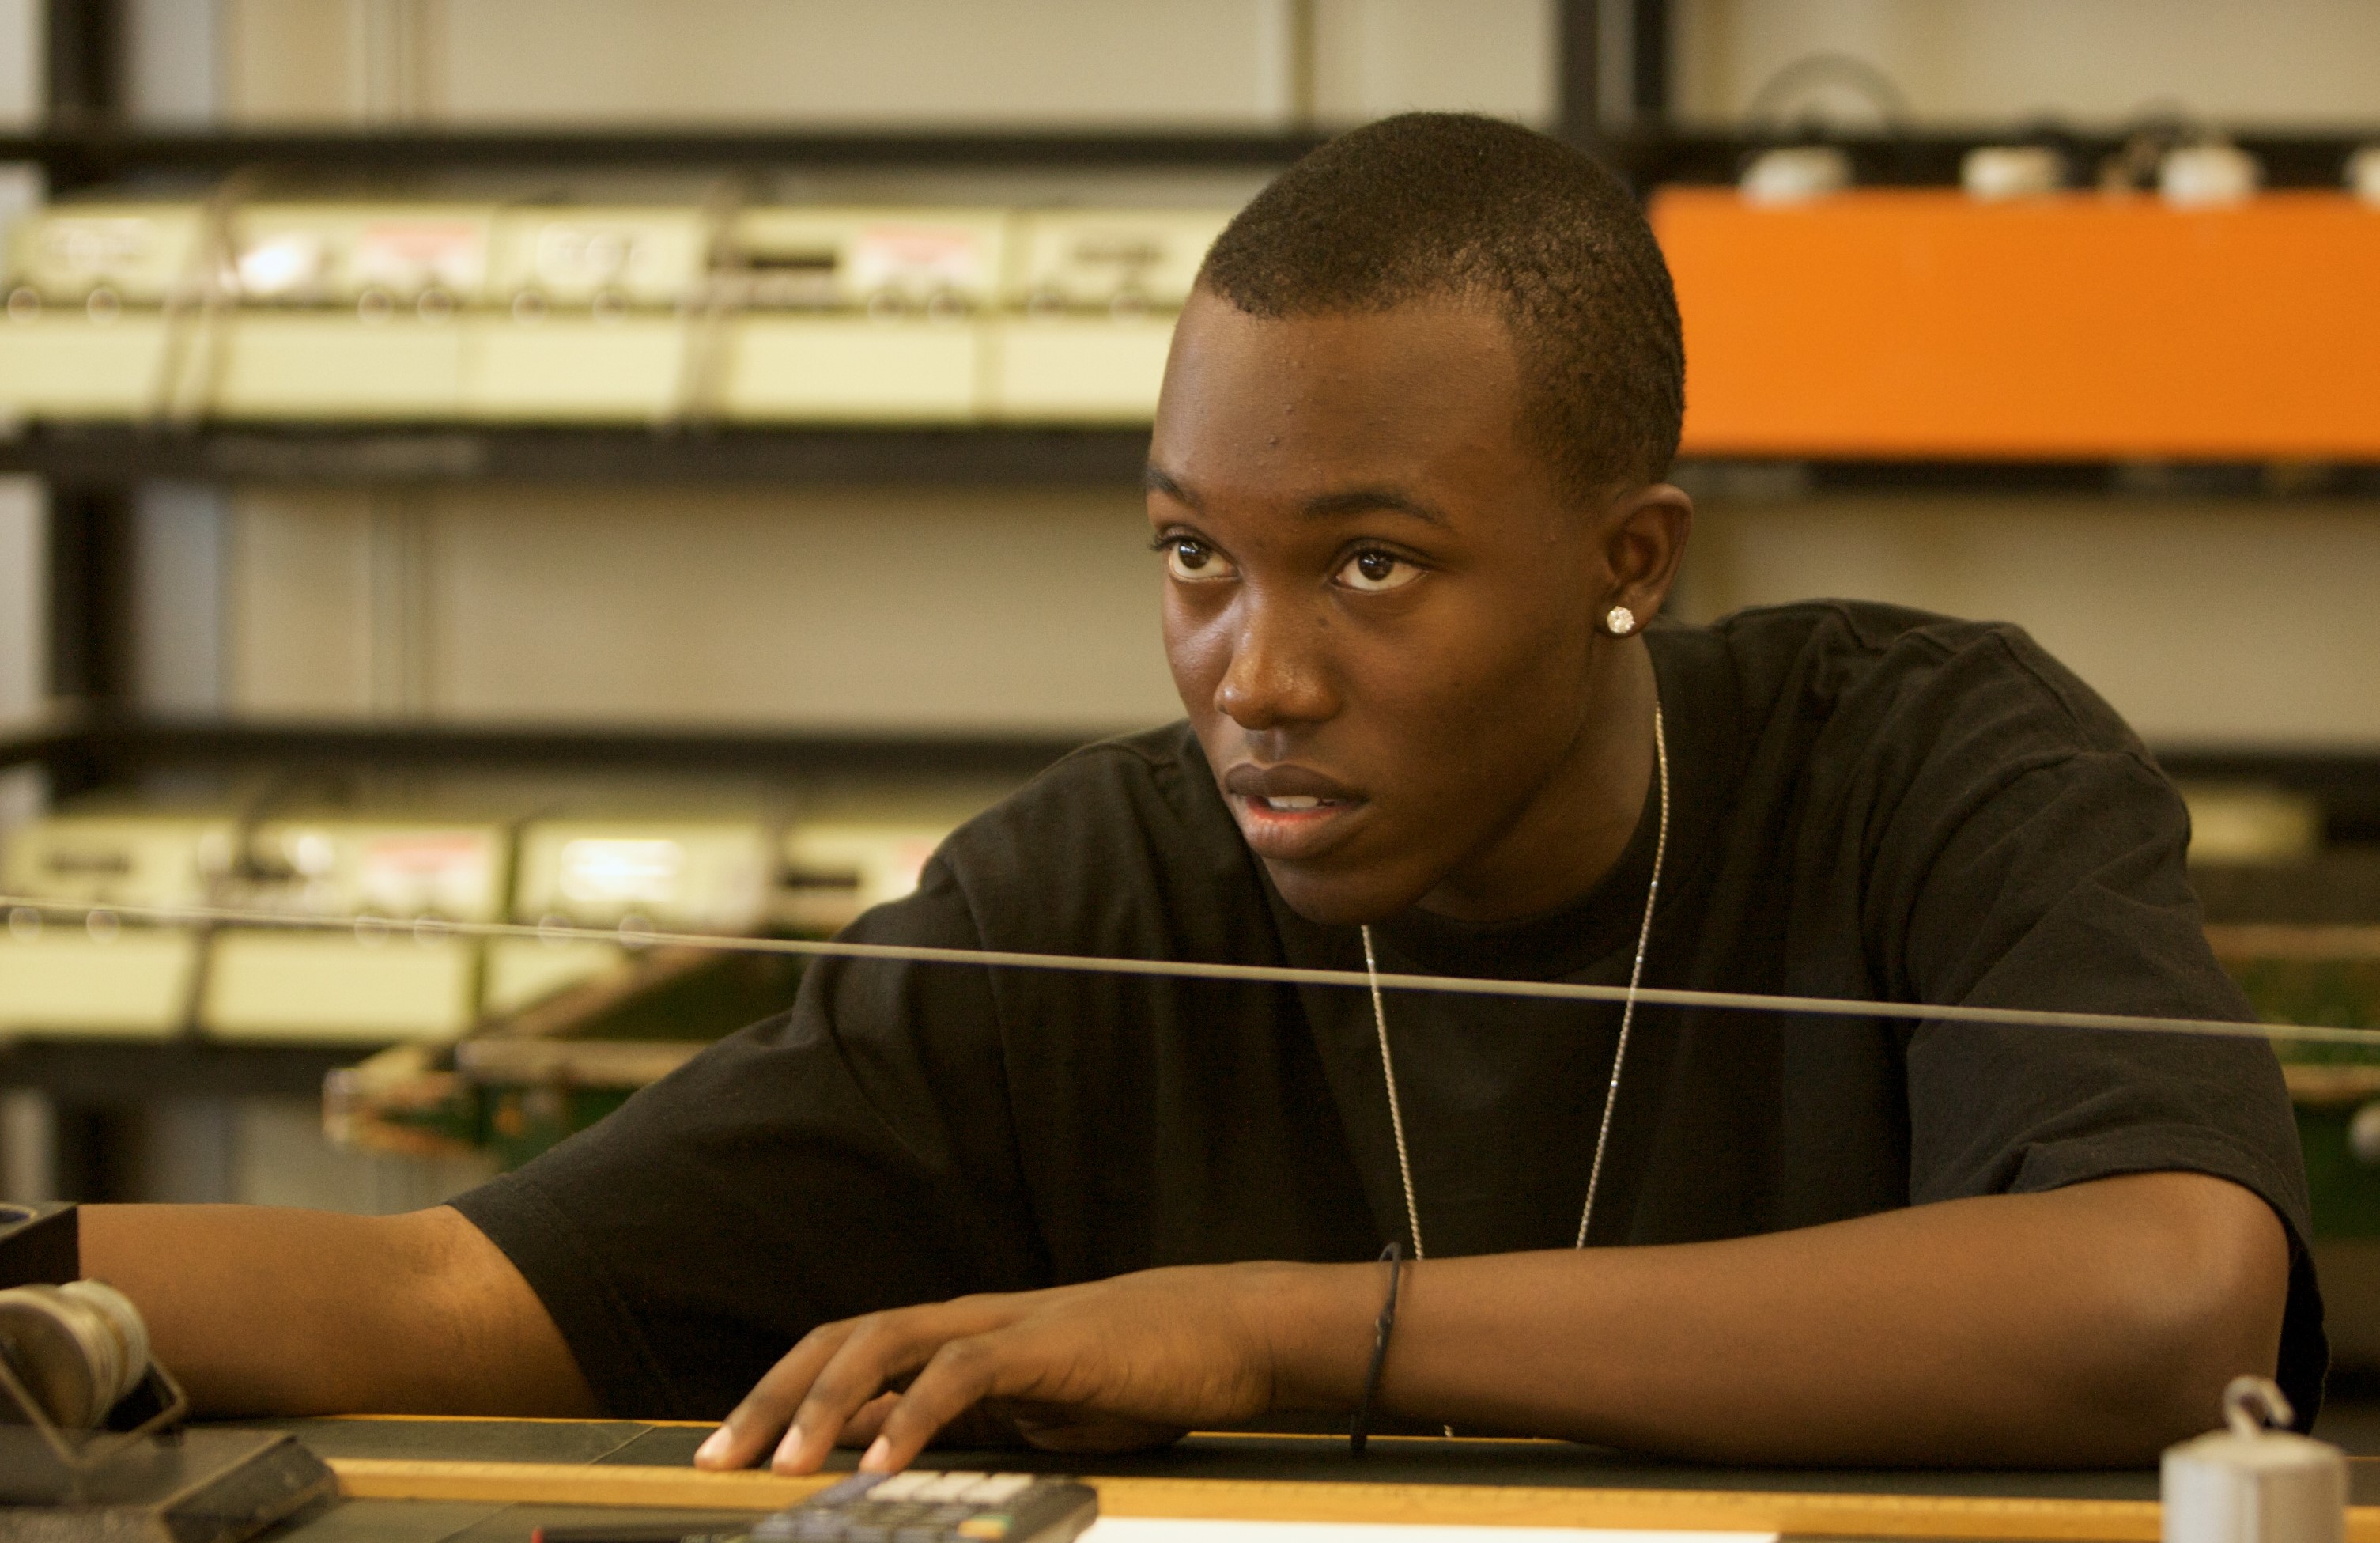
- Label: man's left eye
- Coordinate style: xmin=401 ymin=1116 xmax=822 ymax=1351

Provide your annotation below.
xmin=1335 ymin=549 xmax=1421 ymax=592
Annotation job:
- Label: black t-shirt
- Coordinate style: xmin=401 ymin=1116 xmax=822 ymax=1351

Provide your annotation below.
xmin=455 ymin=600 xmax=2324 ymax=1426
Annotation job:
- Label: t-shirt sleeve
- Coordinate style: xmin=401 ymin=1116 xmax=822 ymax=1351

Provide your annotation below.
xmin=450 ymin=855 xmax=1045 ymax=1420
xmin=1886 ymin=736 xmax=2325 ymax=1420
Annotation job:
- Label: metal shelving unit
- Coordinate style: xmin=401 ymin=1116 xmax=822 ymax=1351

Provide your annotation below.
xmin=7 ymin=0 xmax=2374 ymax=806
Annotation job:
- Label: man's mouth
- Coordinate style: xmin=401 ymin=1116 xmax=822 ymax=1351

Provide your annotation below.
xmin=1221 ymin=764 xmax=1369 ymax=857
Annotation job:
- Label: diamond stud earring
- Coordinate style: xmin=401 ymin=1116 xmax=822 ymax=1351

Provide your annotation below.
xmin=1604 ymin=604 xmax=1638 ymax=637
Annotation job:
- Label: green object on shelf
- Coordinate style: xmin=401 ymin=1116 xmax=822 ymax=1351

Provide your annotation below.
xmin=2295 ymin=1104 xmax=2380 ymax=1239
xmin=355 ymin=949 xmax=804 ymax=1170
xmin=2229 ymin=958 xmax=2380 ymax=1053
xmin=2224 ymin=951 xmax=2380 ymax=1238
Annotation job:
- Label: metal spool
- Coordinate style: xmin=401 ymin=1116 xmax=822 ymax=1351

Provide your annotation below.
xmin=0 ymin=1280 xmax=151 ymax=1428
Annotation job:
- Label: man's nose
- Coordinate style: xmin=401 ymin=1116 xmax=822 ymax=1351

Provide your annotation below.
xmin=1214 ymin=592 xmax=1335 ymax=732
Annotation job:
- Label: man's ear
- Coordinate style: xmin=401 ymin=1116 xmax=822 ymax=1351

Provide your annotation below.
xmin=1600 ymin=482 xmax=1693 ymax=626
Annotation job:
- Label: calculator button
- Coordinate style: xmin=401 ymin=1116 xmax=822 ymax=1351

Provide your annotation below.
xmin=961 ymin=1476 xmax=1033 ymax=1504
xmin=912 ymin=1473 xmax=982 ymax=1503
xmin=814 ymin=1474 xmax=890 ymax=1503
xmin=954 ymin=1517 xmax=1012 ymax=1541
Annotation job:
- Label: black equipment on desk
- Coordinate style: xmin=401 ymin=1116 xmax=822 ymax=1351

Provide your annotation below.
xmin=535 ymin=1470 xmax=1101 ymax=1543
xmin=0 ymin=1204 xmax=77 ymax=1290
xmin=0 ymin=1201 xmax=335 ymax=1543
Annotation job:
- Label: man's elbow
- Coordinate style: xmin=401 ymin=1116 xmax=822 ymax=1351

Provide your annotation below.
xmin=2082 ymin=1174 xmax=2292 ymax=1454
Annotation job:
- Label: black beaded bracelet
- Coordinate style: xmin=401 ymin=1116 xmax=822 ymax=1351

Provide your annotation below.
xmin=1348 ymin=1241 xmax=1404 ymax=1455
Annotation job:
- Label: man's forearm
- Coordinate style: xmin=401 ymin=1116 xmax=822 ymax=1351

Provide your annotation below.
xmin=80 ymin=1203 xmax=599 ymax=1418
xmin=1265 ymin=1173 xmax=2288 ymax=1466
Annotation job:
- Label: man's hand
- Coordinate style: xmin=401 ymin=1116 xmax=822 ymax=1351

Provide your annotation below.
xmin=694 ymin=1261 xmax=1361 ymax=1475
xmin=697 ymin=1173 xmax=2289 ymax=1473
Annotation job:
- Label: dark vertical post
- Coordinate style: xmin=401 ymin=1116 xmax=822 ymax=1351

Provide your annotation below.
xmin=1556 ymin=0 xmax=1602 ymax=149
xmin=1630 ymin=0 xmax=1670 ymax=122
xmin=47 ymin=486 xmax=132 ymax=713
xmin=38 ymin=6 xmax=134 ymax=1216
xmin=43 ymin=0 xmax=123 ymax=127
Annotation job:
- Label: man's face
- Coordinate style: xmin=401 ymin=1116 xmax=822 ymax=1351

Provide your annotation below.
xmin=1147 ymin=289 xmax=1638 ymax=925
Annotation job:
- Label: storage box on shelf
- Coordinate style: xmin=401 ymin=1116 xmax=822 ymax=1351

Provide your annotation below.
xmin=199 ymin=815 xmax=513 ymax=1045
xmin=490 ymin=812 xmax=776 ymax=1013
xmin=212 ymin=202 xmax=497 ymax=420
xmin=0 ymin=202 xmax=206 ymax=418
xmin=0 ymin=186 xmax=1245 ymax=428
xmin=0 ymin=811 xmax=232 ymax=1038
xmin=330 ymin=781 xmax=1007 ymax=1170
xmin=778 ymin=786 xmax=1004 ymax=934
xmin=467 ymin=205 xmax=712 ymax=422
xmin=718 ymin=206 xmax=1009 ymax=422
xmin=1653 ymin=187 xmax=2380 ymax=461
xmin=993 ymin=208 xmax=1230 ymax=423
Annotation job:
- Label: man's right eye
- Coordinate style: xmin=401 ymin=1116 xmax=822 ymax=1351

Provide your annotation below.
xmin=1162 ymin=537 xmax=1233 ymax=582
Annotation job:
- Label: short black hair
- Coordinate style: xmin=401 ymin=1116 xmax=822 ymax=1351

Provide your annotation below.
xmin=1199 ymin=112 xmax=1683 ymax=501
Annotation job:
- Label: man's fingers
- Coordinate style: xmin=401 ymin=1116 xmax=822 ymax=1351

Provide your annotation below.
xmin=837 ymin=1391 xmax=901 ymax=1447
xmin=861 ymin=1334 xmax=1011 ymax=1472
xmin=774 ymin=1314 xmax=946 ymax=1473
xmin=697 ymin=1322 xmax=856 ymax=1470
xmin=700 ymin=1297 xmax=1034 ymax=1474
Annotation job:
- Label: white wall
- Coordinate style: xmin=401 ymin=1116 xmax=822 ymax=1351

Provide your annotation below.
xmin=0 ymin=477 xmax=39 ymax=725
xmin=0 ymin=474 xmax=46 ymax=849
xmin=131 ymin=485 xmax=229 ymax=713
xmin=126 ymin=0 xmax=224 ymax=123
xmin=222 ymin=486 xmax=1183 ymax=736
xmin=204 ymin=0 xmax=2380 ymax=134
xmin=1672 ymin=0 xmax=2380 ymax=127
xmin=0 ymin=0 xmax=39 ymax=128
xmin=214 ymin=0 xmax=1558 ymax=128
xmin=1679 ymin=497 xmax=2380 ymax=747
xmin=1310 ymin=0 xmax=1556 ymax=126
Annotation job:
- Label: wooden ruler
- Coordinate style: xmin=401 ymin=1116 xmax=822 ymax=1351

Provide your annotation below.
xmin=327 ymin=1457 xmax=2380 ymax=1541
xmin=331 ymin=1458 xmax=831 ymax=1511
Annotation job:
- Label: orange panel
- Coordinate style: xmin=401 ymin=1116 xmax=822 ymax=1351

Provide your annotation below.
xmin=1651 ymin=187 xmax=2380 ymax=459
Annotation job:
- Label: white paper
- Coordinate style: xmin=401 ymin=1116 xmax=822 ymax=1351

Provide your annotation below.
xmin=1087 ymin=1520 xmax=1777 ymax=1543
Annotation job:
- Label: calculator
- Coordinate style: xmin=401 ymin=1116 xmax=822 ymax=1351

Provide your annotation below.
xmin=755 ymin=1471 xmax=1098 ymax=1543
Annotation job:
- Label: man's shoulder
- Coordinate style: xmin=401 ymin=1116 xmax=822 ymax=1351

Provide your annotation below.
xmin=931 ymin=721 xmax=1266 ymax=941
xmin=1691 ymin=599 xmax=2147 ymax=760
xmin=979 ymin=720 xmax=1221 ymax=838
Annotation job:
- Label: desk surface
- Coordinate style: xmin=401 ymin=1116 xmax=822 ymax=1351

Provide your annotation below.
xmin=213 ymin=1416 xmax=2253 ymax=1543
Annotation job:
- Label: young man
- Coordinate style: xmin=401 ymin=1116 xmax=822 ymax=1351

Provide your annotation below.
xmin=84 ymin=113 xmax=2315 ymax=1471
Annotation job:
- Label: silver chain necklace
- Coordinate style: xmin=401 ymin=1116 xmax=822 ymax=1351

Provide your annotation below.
xmin=1360 ymin=698 xmax=1671 ymax=1263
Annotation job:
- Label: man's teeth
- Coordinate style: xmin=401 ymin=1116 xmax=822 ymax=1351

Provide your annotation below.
xmin=1266 ymin=796 xmax=1324 ymax=811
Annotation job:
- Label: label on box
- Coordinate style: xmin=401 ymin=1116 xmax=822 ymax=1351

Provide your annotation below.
xmin=850 ymin=225 xmax=988 ymax=298
xmin=353 ymin=221 xmax=487 ymax=293
xmin=557 ymin=838 xmax=684 ymax=907
xmin=40 ymin=218 xmax=155 ymax=277
xmin=358 ymin=832 xmax=498 ymax=918
xmin=535 ymin=223 xmax=641 ymax=289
